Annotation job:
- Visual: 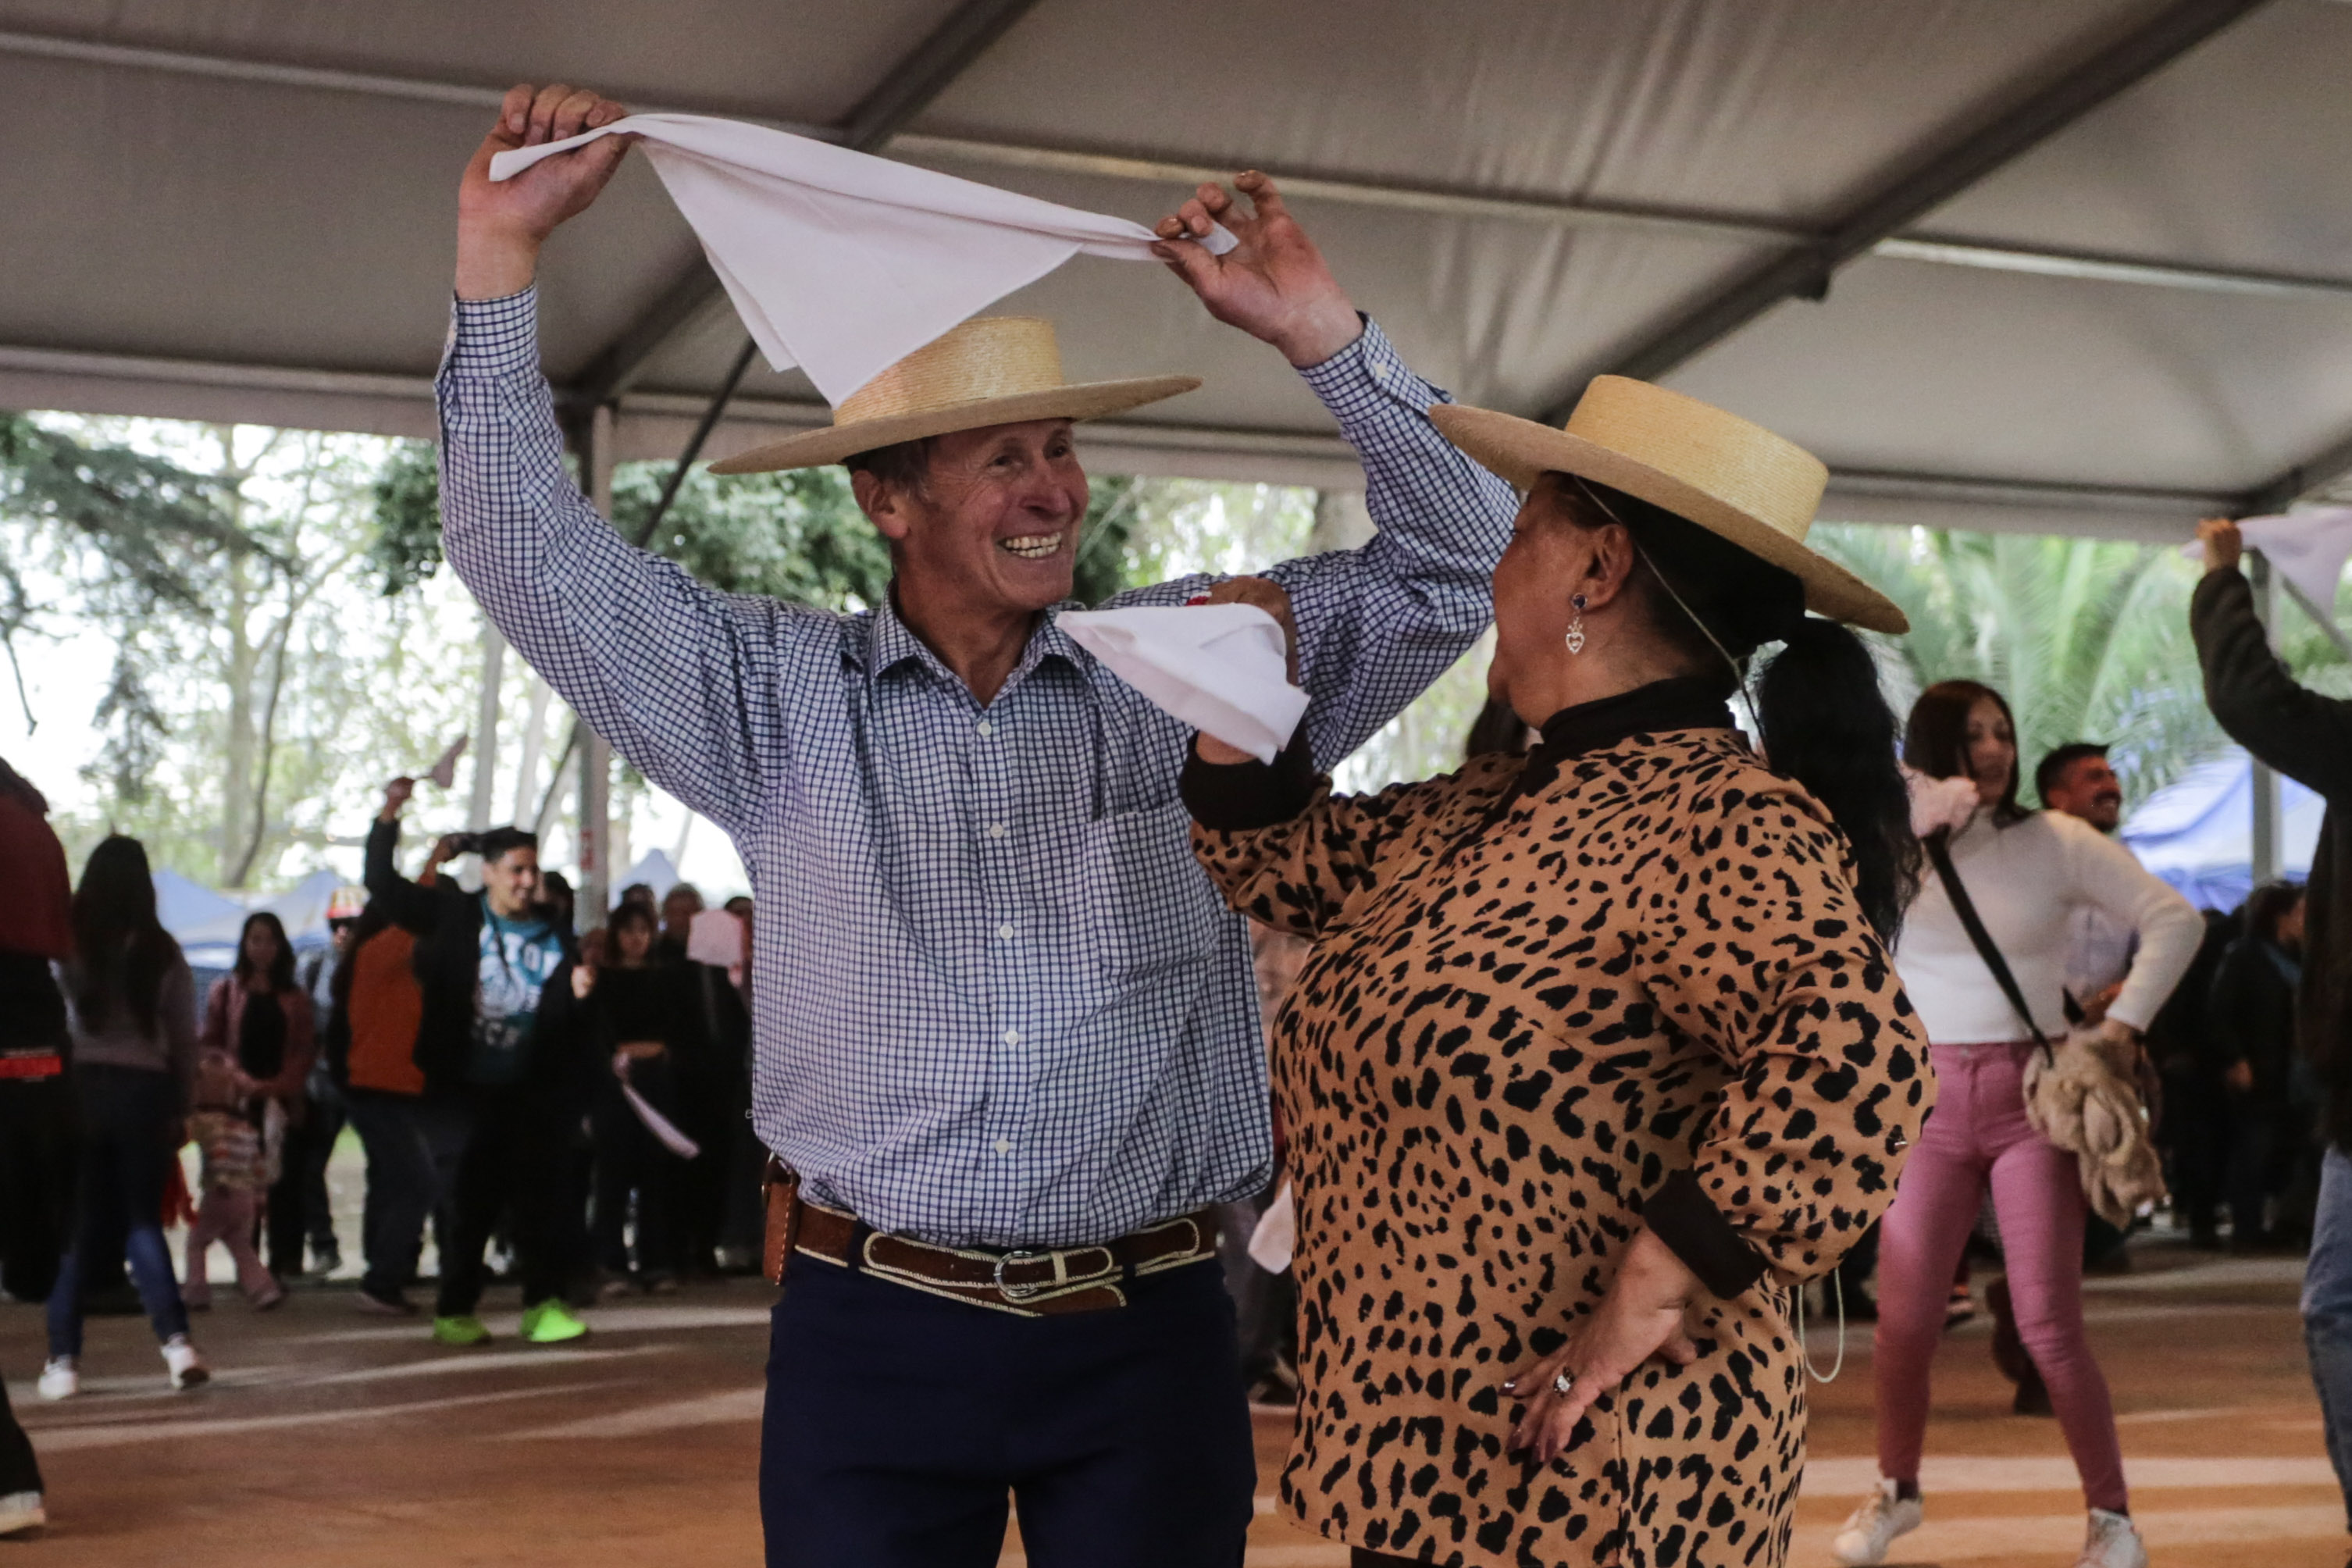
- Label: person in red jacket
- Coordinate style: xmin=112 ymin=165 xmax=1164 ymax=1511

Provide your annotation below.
xmin=0 ymin=755 xmax=67 ymax=1535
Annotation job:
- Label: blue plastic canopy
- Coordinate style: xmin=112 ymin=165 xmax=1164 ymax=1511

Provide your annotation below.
xmin=2119 ymin=750 xmax=2319 ymax=911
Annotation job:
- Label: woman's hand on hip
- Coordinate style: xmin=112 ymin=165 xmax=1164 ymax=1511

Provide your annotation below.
xmin=1503 ymin=1228 xmax=1703 ymax=1465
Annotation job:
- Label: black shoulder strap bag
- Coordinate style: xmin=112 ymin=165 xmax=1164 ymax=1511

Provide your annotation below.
xmin=1923 ymin=832 xmax=2054 ymax=1065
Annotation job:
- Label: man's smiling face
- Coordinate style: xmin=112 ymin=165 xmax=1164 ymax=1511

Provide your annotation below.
xmin=857 ymin=419 xmax=1089 ymax=619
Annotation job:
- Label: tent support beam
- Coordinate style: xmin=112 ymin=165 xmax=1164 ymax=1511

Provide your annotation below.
xmin=2244 ymin=426 xmax=2352 ymax=515
xmin=1550 ymin=0 xmax=2279 ymax=412
xmin=559 ymin=0 xmax=1046 ymax=411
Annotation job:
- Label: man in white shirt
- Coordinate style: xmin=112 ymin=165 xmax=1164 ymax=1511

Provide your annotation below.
xmin=2038 ymin=743 xmax=2137 ymax=1025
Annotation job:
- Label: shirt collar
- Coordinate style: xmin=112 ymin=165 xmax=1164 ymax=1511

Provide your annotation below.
xmin=847 ymin=586 xmax=1083 ymax=691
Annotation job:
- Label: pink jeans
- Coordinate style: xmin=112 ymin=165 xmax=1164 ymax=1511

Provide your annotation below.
xmin=185 ymin=1187 xmax=279 ymax=1306
xmin=1873 ymin=1039 xmax=2127 ymax=1513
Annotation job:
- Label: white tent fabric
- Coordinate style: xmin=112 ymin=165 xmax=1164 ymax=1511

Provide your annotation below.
xmin=9 ymin=2 xmax=2352 ymax=537
xmin=157 ymin=868 xmax=342 ymax=968
xmin=613 ymin=849 xmax=683 ymax=906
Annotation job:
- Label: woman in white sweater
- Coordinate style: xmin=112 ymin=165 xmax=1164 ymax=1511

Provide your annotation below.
xmin=1835 ymin=681 xmax=2201 ymax=1568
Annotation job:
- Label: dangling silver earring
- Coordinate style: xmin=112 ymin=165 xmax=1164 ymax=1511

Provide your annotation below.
xmin=1566 ymin=593 xmax=1588 ymax=655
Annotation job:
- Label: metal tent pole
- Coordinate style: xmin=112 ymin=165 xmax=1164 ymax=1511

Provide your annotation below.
xmin=2249 ymin=550 xmax=2281 ymax=887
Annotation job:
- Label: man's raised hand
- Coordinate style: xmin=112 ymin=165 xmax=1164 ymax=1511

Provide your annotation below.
xmin=1153 ymin=173 xmax=1361 ymax=369
xmin=456 ymin=84 xmax=635 ymax=300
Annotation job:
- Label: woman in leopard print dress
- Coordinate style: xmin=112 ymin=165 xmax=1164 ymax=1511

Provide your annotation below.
xmin=1185 ymin=380 xmax=1933 ymax=1568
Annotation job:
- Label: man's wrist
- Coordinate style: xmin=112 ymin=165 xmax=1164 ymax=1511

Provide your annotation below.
xmin=454 ymin=222 xmax=544 ymax=301
xmin=1275 ymin=301 xmax=1366 ymax=369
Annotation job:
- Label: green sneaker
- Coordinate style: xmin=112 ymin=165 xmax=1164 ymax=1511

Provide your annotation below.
xmin=519 ymin=1301 xmax=588 ymax=1345
xmin=432 ymin=1314 xmax=491 ymax=1347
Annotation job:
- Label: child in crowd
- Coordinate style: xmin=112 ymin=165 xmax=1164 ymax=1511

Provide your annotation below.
xmin=181 ymin=1048 xmax=284 ymax=1311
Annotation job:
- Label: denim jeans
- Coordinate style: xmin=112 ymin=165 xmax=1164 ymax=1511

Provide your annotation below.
xmin=46 ymin=1065 xmax=191 ymax=1358
xmin=343 ymin=1090 xmax=466 ymax=1299
xmin=2302 ymin=1144 xmax=2352 ymax=1530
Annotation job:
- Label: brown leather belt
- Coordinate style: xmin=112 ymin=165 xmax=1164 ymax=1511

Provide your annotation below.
xmin=762 ymin=1161 xmax=1217 ymax=1317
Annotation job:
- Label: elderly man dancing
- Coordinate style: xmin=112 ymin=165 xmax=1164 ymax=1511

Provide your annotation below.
xmin=443 ymin=84 xmax=1513 ymax=1566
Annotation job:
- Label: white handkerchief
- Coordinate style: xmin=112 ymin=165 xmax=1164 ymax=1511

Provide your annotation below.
xmin=422 ymin=734 xmax=468 ymax=790
xmin=686 ymin=907 xmax=745 ymax=969
xmin=619 ymin=1076 xmax=701 ymax=1161
xmin=1058 ymin=604 xmax=1309 ymax=764
xmin=490 ymin=113 xmax=1236 ymax=405
xmin=2179 ymin=508 xmax=2352 ymax=613
xmin=1246 ymin=1181 xmax=1295 ymax=1274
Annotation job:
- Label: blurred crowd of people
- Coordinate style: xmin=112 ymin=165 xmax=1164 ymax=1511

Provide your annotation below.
xmin=0 ymin=761 xmax=763 ymax=1534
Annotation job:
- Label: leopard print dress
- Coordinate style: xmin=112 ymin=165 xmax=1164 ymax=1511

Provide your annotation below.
xmin=1194 ymin=725 xmax=1931 ymax=1568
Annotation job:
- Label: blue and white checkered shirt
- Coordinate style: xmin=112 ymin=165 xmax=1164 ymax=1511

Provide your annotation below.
xmin=436 ymin=290 xmax=1515 ymax=1247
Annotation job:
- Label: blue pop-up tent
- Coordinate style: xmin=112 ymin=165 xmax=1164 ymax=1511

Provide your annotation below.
xmin=2119 ymin=750 xmax=2319 ymax=911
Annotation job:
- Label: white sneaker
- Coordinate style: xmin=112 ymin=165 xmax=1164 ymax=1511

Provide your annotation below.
xmin=35 ymin=1357 xmax=77 ymax=1401
xmin=2077 ymin=1509 xmax=2147 ymax=1568
xmin=0 ymin=1490 xmax=44 ymax=1536
xmin=1830 ymin=1478 xmax=1923 ymax=1566
xmin=161 ymin=1334 xmax=209 ymax=1391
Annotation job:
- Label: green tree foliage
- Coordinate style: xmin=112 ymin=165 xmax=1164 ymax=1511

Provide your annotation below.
xmin=610 ymin=462 xmax=892 ymax=609
xmin=369 ymin=438 xmax=443 ymax=597
xmin=5 ymin=417 xmax=473 ymax=883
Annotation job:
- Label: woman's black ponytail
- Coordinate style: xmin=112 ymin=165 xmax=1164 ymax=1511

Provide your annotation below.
xmin=1754 ymin=618 xmax=1922 ymax=943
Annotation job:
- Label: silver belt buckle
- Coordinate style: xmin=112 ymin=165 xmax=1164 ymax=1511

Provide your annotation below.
xmin=993 ymin=1248 xmax=1047 ymax=1301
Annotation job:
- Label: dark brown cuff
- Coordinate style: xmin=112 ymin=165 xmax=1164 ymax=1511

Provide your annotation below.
xmin=1644 ymin=1167 xmax=1769 ymax=1299
xmin=1180 ymin=725 xmax=1315 ymax=832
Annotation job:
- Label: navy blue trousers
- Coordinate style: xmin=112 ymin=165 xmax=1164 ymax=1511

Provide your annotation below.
xmin=761 ymin=1253 xmax=1256 ymax=1567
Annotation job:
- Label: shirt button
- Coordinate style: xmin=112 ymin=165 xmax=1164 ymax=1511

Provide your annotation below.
xmin=996 ymin=923 xmax=1014 ymax=940
xmin=1002 ymin=1028 xmax=1022 ymax=1046
xmin=993 ymin=1139 xmax=1012 ymax=1156
xmin=986 ymin=822 xmax=1007 ymax=839
xmin=976 ymin=719 xmax=995 ymax=737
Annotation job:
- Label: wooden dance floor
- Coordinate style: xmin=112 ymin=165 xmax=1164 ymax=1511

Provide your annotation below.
xmin=0 ymin=1231 xmax=2336 ymax=1566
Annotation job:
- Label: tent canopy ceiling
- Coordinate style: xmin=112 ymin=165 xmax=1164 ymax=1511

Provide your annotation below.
xmin=9 ymin=0 xmax=2352 ymax=539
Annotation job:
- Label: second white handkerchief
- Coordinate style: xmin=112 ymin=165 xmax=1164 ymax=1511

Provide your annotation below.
xmin=1058 ymin=603 xmax=1309 ymax=765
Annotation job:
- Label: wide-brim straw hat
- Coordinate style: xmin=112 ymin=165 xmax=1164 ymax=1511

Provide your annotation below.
xmin=1429 ymin=377 xmax=1908 ymax=634
xmin=711 ymin=315 xmax=1198 ymax=474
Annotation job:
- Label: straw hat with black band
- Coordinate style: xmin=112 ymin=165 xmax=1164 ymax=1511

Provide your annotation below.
xmin=711 ymin=315 xmax=1197 ymax=476
xmin=1428 ymin=376 xmax=1908 ymax=636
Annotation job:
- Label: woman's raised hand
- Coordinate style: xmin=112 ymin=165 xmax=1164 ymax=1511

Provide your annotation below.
xmin=1502 ymin=1229 xmax=1703 ymax=1466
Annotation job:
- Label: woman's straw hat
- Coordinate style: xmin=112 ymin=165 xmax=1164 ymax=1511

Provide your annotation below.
xmin=711 ymin=316 xmax=1198 ymax=474
xmin=1430 ymin=378 xmax=1908 ymax=634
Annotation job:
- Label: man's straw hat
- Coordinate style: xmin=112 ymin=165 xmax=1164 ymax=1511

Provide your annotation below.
xmin=1430 ymin=378 xmax=1908 ymax=634
xmin=711 ymin=316 xmax=1197 ymax=474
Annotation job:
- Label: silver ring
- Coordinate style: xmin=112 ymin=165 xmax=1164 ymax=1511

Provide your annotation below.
xmin=1552 ymin=1370 xmax=1575 ymax=1396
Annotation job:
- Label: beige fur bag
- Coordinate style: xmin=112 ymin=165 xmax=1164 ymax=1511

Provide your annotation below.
xmin=2022 ymin=1028 xmax=2168 ymax=1228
